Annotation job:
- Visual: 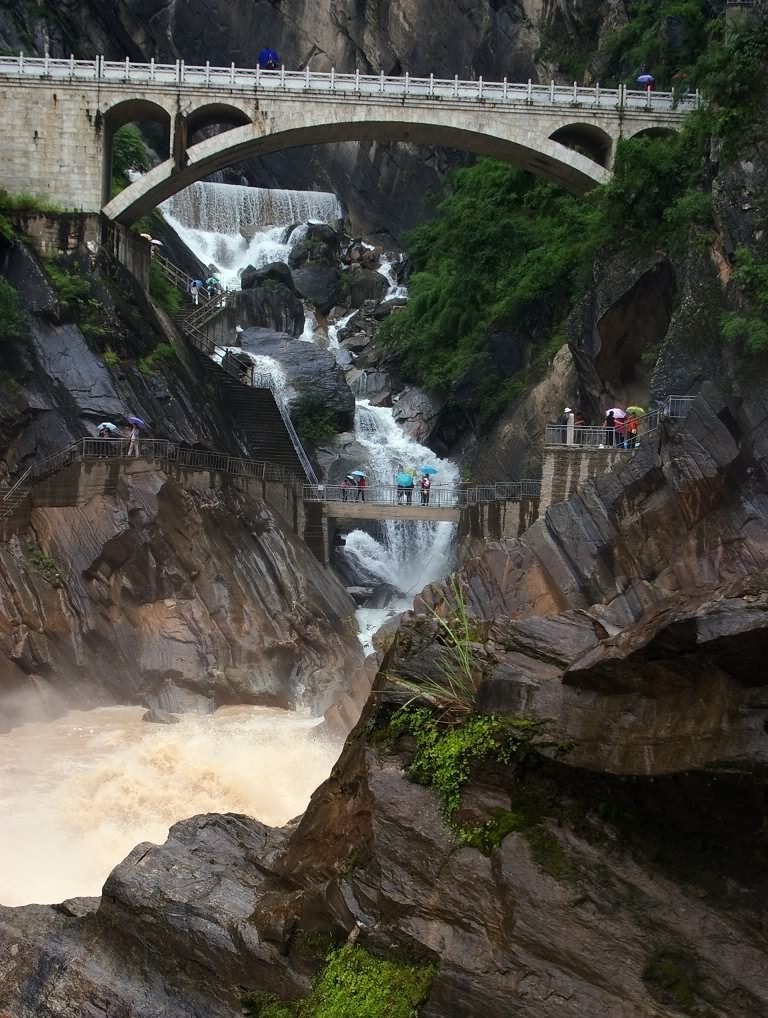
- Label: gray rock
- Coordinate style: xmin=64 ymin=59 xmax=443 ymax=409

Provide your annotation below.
xmin=343 ymin=265 xmax=389 ymax=307
xmin=391 ymin=385 xmax=444 ymax=444
xmin=241 ymin=327 xmax=355 ymax=430
xmin=291 ymin=266 xmax=341 ymax=314
xmin=141 ymin=708 xmax=181 ymax=724
xmin=241 ymin=262 xmax=295 ymax=291
xmin=288 ymin=223 xmax=340 ymax=269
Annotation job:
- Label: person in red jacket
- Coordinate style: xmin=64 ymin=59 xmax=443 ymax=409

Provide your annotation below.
xmin=420 ymin=473 xmax=431 ymax=505
xmin=356 ymin=475 xmax=366 ymax=502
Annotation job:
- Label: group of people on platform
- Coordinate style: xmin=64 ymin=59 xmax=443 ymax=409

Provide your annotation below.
xmin=338 ymin=470 xmax=433 ymax=505
xmin=341 ymin=474 xmax=367 ymax=502
xmin=187 ymin=276 xmax=223 ymax=306
xmin=96 ymin=421 xmax=143 ymax=457
xmin=557 ymin=404 xmax=645 ymax=448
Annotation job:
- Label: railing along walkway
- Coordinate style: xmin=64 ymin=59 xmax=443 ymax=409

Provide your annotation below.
xmin=0 ymin=55 xmax=700 ymax=114
xmin=544 ymin=395 xmax=695 ymax=448
xmin=303 ymin=480 xmax=541 ymax=508
xmin=153 ymin=253 xmax=320 ymax=486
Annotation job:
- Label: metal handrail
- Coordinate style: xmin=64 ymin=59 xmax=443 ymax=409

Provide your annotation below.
xmin=303 ymin=480 xmax=541 ymax=506
xmin=544 ymin=396 xmax=695 ymax=448
xmin=0 ymin=55 xmax=700 ymax=113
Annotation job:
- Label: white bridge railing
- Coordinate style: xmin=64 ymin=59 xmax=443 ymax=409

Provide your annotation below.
xmin=544 ymin=395 xmax=696 ymax=448
xmin=303 ymin=480 xmax=542 ymax=508
xmin=0 ymin=54 xmax=700 ymax=112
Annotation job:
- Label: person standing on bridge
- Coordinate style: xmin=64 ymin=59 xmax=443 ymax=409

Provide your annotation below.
xmin=128 ymin=422 xmax=141 ymax=457
xmin=420 ymin=473 xmax=431 ymax=506
xmin=356 ymin=475 xmax=366 ymax=502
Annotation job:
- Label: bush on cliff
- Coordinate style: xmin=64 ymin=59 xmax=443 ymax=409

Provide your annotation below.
xmin=0 ymin=278 xmax=26 ymax=340
xmin=242 ymin=944 xmax=434 ymax=1018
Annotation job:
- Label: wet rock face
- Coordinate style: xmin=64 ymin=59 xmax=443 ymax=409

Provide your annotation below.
xmin=0 ymin=466 xmax=364 ymax=725
xmin=241 ymin=327 xmax=355 ymax=430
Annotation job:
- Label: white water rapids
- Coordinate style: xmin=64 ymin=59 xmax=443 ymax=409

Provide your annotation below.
xmin=0 ymin=705 xmax=338 ymax=906
xmin=162 ymin=181 xmax=459 ymax=653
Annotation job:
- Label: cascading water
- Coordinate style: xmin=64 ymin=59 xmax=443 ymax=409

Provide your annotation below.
xmin=162 ymin=181 xmax=342 ymax=289
xmin=161 ymin=180 xmax=458 ymax=652
xmin=343 ymin=402 xmax=458 ymax=651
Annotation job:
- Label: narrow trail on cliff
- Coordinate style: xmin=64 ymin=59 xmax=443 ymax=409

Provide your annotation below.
xmin=0 ymin=705 xmax=339 ymax=906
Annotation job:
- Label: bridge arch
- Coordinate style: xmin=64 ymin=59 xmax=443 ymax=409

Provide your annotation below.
xmin=101 ymin=97 xmax=173 ymax=205
xmin=549 ymin=123 xmax=613 ymax=168
xmin=623 ymin=124 xmax=677 ymax=143
xmin=104 ymin=109 xmax=610 ymax=223
xmin=186 ymin=102 xmax=253 ymax=139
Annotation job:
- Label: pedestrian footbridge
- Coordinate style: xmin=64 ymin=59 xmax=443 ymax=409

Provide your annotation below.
xmin=0 ymin=54 xmax=698 ymax=220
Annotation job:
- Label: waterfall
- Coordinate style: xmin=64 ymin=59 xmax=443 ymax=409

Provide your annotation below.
xmin=162 ymin=181 xmax=342 ymax=289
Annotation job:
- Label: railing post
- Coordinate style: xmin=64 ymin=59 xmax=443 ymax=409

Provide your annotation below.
xmin=503 ymin=76 xmax=508 ymax=100
xmin=572 ymin=80 xmax=578 ymax=103
xmin=550 ymin=79 xmax=555 ymax=103
xmin=280 ymin=63 xmax=285 ymax=86
xmin=69 ymin=53 xmax=75 ymax=77
xmin=429 ymin=72 xmax=434 ymax=96
xmin=180 ymin=59 xmax=185 ymax=83
xmin=595 ymin=82 xmax=600 ymax=105
xmin=478 ymin=75 xmax=483 ymax=99
xmin=646 ymin=85 xmax=652 ymax=108
xmin=254 ymin=63 xmax=258 ymax=87
xmin=43 ymin=52 xmax=49 ymax=75
xmin=619 ymin=83 xmax=626 ymax=108
xmin=305 ymin=65 xmax=310 ymax=88
xmin=331 ymin=66 xmax=335 ymax=90
xmin=695 ymin=87 xmax=701 ymax=109
xmin=150 ymin=57 xmax=155 ymax=81
xmin=355 ymin=67 xmax=360 ymax=91
xmin=453 ymin=74 xmax=458 ymax=97
xmin=205 ymin=60 xmax=210 ymax=84
xmin=379 ymin=69 xmax=384 ymax=92
xmin=125 ymin=56 xmax=131 ymax=79
xmin=527 ymin=77 xmax=532 ymax=103
xmin=405 ymin=71 xmax=409 ymax=95
xmin=175 ymin=59 xmax=180 ymax=83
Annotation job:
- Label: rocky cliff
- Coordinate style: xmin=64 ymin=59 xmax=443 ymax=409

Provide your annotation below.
xmin=2 ymin=387 xmax=768 ymax=1017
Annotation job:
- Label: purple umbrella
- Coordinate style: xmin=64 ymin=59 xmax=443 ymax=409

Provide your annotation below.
xmin=127 ymin=415 xmax=148 ymax=429
xmin=637 ymin=74 xmax=654 ymax=86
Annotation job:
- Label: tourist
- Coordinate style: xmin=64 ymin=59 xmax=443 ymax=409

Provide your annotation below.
xmin=341 ymin=476 xmax=352 ymax=502
xmin=356 ymin=475 xmax=366 ymax=502
xmin=128 ymin=422 xmax=140 ymax=457
xmin=188 ymin=279 xmax=202 ymax=306
xmin=604 ymin=410 xmax=616 ymax=447
xmin=420 ymin=473 xmax=431 ymax=506
xmin=574 ymin=409 xmax=586 ymax=445
xmin=624 ymin=412 xmax=639 ymax=448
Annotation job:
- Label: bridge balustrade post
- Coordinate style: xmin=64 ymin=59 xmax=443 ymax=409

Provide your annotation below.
xmin=175 ymin=59 xmax=180 ymax=83
xmin=97 ymin=55 xmax=103 ymax=78
xmin=619 ymin=83 xmax=626 ymax=108
xmin=331 ymin=67 xmax=335 ymax=90
xmin=379 ymin=69 xmax=384 ymax=92
xmin=572 ymin=80 xmax=578 ymax=103
xmin=405 ymin=71 xmax=409 ymax=95
xmin=355 ymin=67 xmax=360 ymax=91
xmin=150 ymin=57 xmax=155 ymax=81
xmin=280 ymin=64 xmax=285 ymax=86
xmin=305 ymin=65 xmax=310 ymax=88
xmin=453 ymin=74 xmax=458 ymax=97
xmin=478 ymin=76 xmax=483 ymax=98
xmin=645 ymin=86 xmax=652 ymax=109
xmin=527 ymin=78 xmax=532 ymax=103
xmin=595 ymin=82 xmax=600 ymax=106
xmin=550 ymin=79 xmax=555 ymax=103
xmin=503 ymin=77 xmax=508 ymax=100
xmin=254 ymin=63 xmax=258 ymax=87
xmin=429 ymin=72 xmax=434 ymax=96
xmin=43 ymin=53 xmax=49 ymax=76
xmin=205 ymin=60 xmax=210 ymax=84
xmin=69 ymin=54 xmax=74 ymax=77
xmin=180 ymin=59 xmax=185 ymax=83
xmin=695 ymin=88 xmax=701 ymax=109
xmin=124 ymin=56 xmax=130 ymax=80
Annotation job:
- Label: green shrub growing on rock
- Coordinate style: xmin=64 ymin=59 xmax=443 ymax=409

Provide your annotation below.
xmin=241 ymin=944 xmax=434 ymax=1018
xmin=0 ymin=277 xmax=26 ymax=340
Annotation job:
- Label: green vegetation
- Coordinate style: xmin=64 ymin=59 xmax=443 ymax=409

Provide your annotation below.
xmin=0 ymin=278 xmax=26 ymax=340
xmin=148 ymin=260 xmax=182 ymax=315
xmin=293 ymin=392 xmax=338 ymax=444
xmin=642 ymin=948 xmax=710 ymax=1014
xmin=25 ymin=543 xmax=62 ymax=586
xmin=720 ymin=248 xmax=768 ymax=354
xmin=241 ymin=945 xmax=434 ymax=1018
xmin=0 ymin=188 xmax=64 ymax=241
xmin=102 ymin=347 xmax=121 ymax=368
xmin=111 ymin=124 xmax=151 ymax=196
xmin=138 ymin=342 xmax=176 ymax=376
xmin=43 ymin=256 xmax=107 ymax=342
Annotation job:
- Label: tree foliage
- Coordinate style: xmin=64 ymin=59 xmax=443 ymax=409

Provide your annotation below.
xmin=0 ymin=277 xmax=26 ymax=341
xmin=111 ymin=124 xmax=151 ymax=195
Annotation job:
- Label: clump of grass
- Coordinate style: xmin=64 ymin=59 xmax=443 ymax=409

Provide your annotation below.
xmin=25 ymin=543 xmax=62 ymax=586
xmin=241 ymin=944 xmax=434 ymax=1017
xmin=138 ymin=342 xmax=176 ymax=376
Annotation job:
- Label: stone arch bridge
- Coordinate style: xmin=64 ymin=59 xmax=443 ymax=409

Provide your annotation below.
xmin=0 ymin=55 xmax=697 ymax=222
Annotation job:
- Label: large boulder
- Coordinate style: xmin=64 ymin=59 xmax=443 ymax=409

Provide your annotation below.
xmin=287 ymin=223 xmax=340 ymax=269
xmin=291 ymin=266 xmax=342 ymax=315
xmin=342 ymin=265 xmax=389 ymax=307
xmin=241 ymin=327 xmax=355 ymax=430
xmin=237 ymin=284 xmax=305 ymax=337
xmin=391 ymin=385 xmax=444 ymax=445
xmin=240 ymin=262 xmax=296 ymax=291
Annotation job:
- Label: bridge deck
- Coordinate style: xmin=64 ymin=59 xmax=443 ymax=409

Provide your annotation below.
xmin=323 ymin=501 xmax=460 ymax=523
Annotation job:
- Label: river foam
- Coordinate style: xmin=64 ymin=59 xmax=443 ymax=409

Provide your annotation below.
xmin=0 ymin=705 xmax=338 ymax=906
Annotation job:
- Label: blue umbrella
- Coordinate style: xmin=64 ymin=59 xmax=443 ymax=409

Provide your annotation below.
xmin=637 ymin=74 xmax=654 ymax=85
xmin=127 ymin=415 xmax=147 ymax=429
xmin=396 ymin=472 xmax=413 ymax=486
xmin=420 ymin=465 xmax=439 ymax=475
xmin=350 ymin=469 xmax=367 ymax=477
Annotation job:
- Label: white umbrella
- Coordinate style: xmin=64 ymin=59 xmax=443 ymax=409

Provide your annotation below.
xmin=97 ymin=421 xmax=117 ymax=432
xmin=606 ymin=407 xmax=627 ymax=418
xmin=139 ymin=233 xmax=153 ymax=241
xmin=150 ymin=239 xmax=164 ymax=247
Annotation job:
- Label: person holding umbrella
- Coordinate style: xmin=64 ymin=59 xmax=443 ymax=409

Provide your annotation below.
xmin=350 ymin=469 xmax=367 ymax=502
xmin=97 ymin=421 xmax=117 ymax=457
xmin=604 ymin=407 xmax=626 ymax=448
xmin=126 ymin=415 xmax=147 ymax=457
xmin=637 ymin=72 xmax=655 ymax=92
